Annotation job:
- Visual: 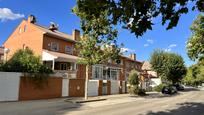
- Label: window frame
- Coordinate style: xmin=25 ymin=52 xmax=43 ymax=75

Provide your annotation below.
xmin=19 ymin=27 xmax=22 ymax=34
xmin=110 ymin=68 xmax=120 ymax=80
xmin=65 ymin=45 xmax=73 ymax=54
xmin=60 ymin=63 xmax=67 ymax=70
xmin=50 ymin=42 xmax=59 ymax=51
xmin=92 ymin=65 xmax=103 ymax=79
xmin=24 ymin=25 xmax=27 ymax=32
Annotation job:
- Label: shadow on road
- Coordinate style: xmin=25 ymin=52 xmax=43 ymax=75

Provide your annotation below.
xmin=180 ymin=87 xmax=200 ymax=92
xmin=129 ymin=92 xmax=181 ymax=99
xmin=143 ymin=93 xmax=181 ymax=99
xmin=143 ymin=102 xmax=204 ymax=115
xmin=141 ymin=87 xmax=201 ymax=99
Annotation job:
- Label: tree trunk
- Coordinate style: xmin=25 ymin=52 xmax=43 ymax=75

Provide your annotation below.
xmin=85 ymin=65 xmax=89 ymax=100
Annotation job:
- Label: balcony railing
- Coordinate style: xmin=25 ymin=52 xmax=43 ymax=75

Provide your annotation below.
xmin=54 ymin=70 xmax=77 ymax=78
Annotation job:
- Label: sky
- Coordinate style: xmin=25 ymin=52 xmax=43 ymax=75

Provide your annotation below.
xmin=0 ymin=0 xmax=201 ymax=66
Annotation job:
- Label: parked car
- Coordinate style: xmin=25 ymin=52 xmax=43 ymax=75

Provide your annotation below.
xmin=162 ymin=86 xmax=171 ymax=94
xmin=173 ymin=84 xmax=184 ymax=91
xmin=162 ymin=85 xmax=177 ymax=94
xmin=169 ymin=85 xmax=178 ymax=94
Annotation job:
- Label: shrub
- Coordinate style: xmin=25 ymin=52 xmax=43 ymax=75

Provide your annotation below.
xmin=138 ymin=89 xmax=146 ymax=96
xmin=153 ymin=84 xmax=167 ymax=92
xmin=0 ymin=48 xmax=53 ymax=74
xmin=128 ymin=69 xmax=139 ymax=95
xmin=128 ymin=85 xmax=139 ymax=95
xmin=128 ymin=69 xmax=146 ymax=95
xmin=128 ymin=69 xmax=139 ymax=86
xmin=0 ymin=48 xmax=54 ymax=87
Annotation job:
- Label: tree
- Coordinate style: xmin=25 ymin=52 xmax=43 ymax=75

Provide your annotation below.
xmin=128 ymin=69 xmax=139 ymax=94
xmin=187 ymin=14 xmax=204 ymax=64
xmin=166 ymin=53 xmax=187 ymax=83
xmin=73 ymin=0 xmax=204 ymax=37
xmin=74 ymin=9 xmax=121 ymax=100
xmin=185 ymin=14 xmax=204 ymax=86
xmin=182 ymin=64 xmax=204 ymax=86
xmin=73 ymin=0 xmax=201 ymax=99
xmin=150 ymin=49 xmax=168 ymax=81
xmin=150 ymin=50 xmax=186 ymax=83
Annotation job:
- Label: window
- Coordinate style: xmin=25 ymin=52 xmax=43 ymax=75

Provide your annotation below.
xmin=60 ymin=63 xmax=67 ymax=70
xmin=110 ymin=68 xmax=120 ymax=80
xmin=19 ymin=27 xmax=22 ymax=34
xmin=107 ymin=68 xmax=110 ymax=79
xmin=120 ymin=60 xmax=123 ymax=65
xmin=70 ymin=63 xmax=77 ymax=70
xmin=24 ymin=25 xmax=27 ymax=32
xmin=103 ymin=68 xmax=107 ymax=79
xmin=51 ymin=42 xmax=59 ymax=51
xmin=75 ymin=64 xmax=78 ymax=70
xmin=0 ymin=55 xmax=3 ymax=61
xmin=65 ymin=45 xmax=73 ymax=54
xmin=92 ymin=65 xmax=120 ymax=80
xmin=92 ymin=65 xmax=103 ymax=79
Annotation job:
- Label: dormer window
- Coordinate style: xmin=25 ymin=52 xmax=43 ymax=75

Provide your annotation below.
xmin=24 ymin=25 xmax=27 ymax=32
xmin=19 ymin=27 xmax=22 ymax=34
xmin=51 ymin=42 xmax=59 ymax=51
xmin=65 ymin=45 xmax=73 ymax=54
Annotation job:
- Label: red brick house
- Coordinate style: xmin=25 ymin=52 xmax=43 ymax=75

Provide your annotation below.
xmin=3 ymin=15 xmax=144 ymax=97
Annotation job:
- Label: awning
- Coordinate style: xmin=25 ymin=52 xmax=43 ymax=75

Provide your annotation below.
xmin=42 ymin=50 xmax=79 ymax=62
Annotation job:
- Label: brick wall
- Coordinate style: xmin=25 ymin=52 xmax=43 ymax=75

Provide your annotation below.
xmin=107 ymin=80 xmax=111 ymax=95
xmin=76 ymin=64 xmax=92 ymax=79
xmin=43 ymin=35 xmax=74 ymax=54
xmin=19 ymin=77 xmax=62 ymax=101
xmin=98 ymin=80 xmax=103 ymax=96
xmin=3 ymin=20 xmax=44 ymax=59
xmin=69 ymin=79 xmax=85 ymax=97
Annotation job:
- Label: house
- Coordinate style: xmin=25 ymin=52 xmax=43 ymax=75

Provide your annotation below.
xmin=141 ymin=61 xmax=161 ymax=90
xmin=3 ymin=15 xmax=79 ymax=77
xmin=3 ymin=15 xmax=144 ymax=97
xmin=0 ymin=47 xmax=4 ymax=63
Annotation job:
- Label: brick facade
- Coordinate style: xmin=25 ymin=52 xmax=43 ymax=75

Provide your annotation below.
xmin=19 ymin=77 xmax=62 ymax=100
xmin=3 ymin=15 xmax=145 ymax=98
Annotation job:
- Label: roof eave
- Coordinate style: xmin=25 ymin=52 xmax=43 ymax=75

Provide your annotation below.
xmin=43 ymin=32 xmax=76 ymax=43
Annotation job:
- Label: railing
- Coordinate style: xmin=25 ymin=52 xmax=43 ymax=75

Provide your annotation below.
xmin=54 ymin=70 xmax=77 ymax=78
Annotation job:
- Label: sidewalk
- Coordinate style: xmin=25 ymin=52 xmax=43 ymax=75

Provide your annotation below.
xmin=66 ymin=94 xmax=131 ymax=103
xmin=67 ymin=92 xmax=162 ymax=103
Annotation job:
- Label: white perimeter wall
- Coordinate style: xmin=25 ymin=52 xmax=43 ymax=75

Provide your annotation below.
xmin=122 ymin=81 xmax=125 ymax=93
xmin=150 ymin=78 xmax=161 ymax=87
xmin=111 ymin=80 xmax=119 ymax=94
xmin=62 ymin=78 xmax=69 ymax=97
xmin=88 ymin=80 xmax=99 ymax=96
xmin=0 ymin=72 xmax=21 ymax=101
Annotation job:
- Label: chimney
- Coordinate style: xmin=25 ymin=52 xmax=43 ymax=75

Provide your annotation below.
xmin=49 ymin=22 xmax=58 ymax=31
xmin=129 ymin=53 xmax=136 ymax=60
xmin=72 ymin=29 xmax=80 ymax=41
xmin=28 ymin=15 xmax=36 ymax=24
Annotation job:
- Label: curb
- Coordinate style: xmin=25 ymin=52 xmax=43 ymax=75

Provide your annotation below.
xmin=75 ymin=98 xmax=107 ymax=103
xmin=64 ymin=98 xmax=107 ymax=103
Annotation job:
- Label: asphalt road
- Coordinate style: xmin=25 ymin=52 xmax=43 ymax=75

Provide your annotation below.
xmin=0 ymin=88 xmax=204 ymax=115
xmin=65 ymin=88 xmax=204 ymax=115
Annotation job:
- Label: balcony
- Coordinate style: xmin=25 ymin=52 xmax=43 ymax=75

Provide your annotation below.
xmin=54 ymin=70 xmax=77 ymax=78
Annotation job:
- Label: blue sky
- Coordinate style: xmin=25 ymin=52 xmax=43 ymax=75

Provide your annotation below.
xmin=0 ymin=0 xmax=200 ymax=66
